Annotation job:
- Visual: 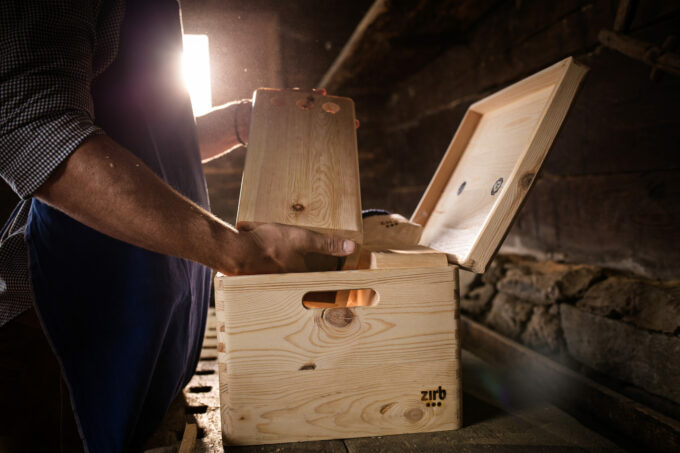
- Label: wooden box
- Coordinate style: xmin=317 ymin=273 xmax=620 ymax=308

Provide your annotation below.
xmin=214 ymin=57 xmax=587 ymax=446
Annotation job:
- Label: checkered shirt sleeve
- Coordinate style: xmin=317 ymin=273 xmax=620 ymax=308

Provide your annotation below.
xmin=0 ymin=0 xmax=124 ymax=326
xmin=0 ymin=0 xmax=124 ymax=198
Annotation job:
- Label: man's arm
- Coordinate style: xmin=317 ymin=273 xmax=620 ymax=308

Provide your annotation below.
xmin=36 ymin=135 xmax=355 ymax=275
xmin=195 ymin=101 xmax=252 ymax=163
xmin=195 ymin=89 xmax=327 ymax=163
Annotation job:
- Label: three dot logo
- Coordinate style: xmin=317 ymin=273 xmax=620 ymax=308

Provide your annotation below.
xmin=421 ymin=386 xmax=446 ymax=408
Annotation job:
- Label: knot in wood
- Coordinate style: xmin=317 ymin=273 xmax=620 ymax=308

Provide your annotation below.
xmin=404 ymin=408 xmax=424 ymax=422
xmin=323 ymin=307 xmax=354 ymax=328
xmin=291 ymin=203 xmax=305 ymax=212
xmin=296 ymin=96 xmax=315 ymax=110
xmin=322 ymin=102 xmax=340 ymax=114
xmin=520 ymin=172 xmax=535 ymax=190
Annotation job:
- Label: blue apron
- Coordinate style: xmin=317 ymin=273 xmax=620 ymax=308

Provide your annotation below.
xmin=25 ymin=1 xmax=211 ymax=451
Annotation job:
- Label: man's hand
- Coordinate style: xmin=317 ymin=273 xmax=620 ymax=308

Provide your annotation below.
xmin=229 ymin=222 xmax=355 ymax=274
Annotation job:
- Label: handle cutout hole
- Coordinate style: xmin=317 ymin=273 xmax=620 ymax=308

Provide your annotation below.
xmin=302 ymin=289 xmax=379 ymax=309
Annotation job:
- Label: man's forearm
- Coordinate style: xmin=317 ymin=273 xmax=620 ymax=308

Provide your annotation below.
xmin=195 ymin=100 xmax=251 ymax=163
xmin=36 ymin=135 xmax=242 ymax=274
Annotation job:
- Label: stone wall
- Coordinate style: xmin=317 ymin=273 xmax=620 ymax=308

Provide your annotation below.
xmin=462 ymin=254 xmax=680 ymax=416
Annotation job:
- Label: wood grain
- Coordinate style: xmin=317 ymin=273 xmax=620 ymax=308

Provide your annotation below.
xmin=362 ymin=213 xmax=423 ymax=248
xmin=340 ymin=245 xmax=448 ymax=273
xmin=214 ymin=267 xmax=461 ymax=445
xmin=368 ymin=245 xmax=448 ymax=270
xmin=237 ymin=88 xmax=363 ymax=242
xmin=412 ymin=57 xmax=588 ymax=273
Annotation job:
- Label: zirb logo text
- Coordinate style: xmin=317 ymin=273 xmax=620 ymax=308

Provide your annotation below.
xmin=421 ymin=386 xmax=446 ymax=407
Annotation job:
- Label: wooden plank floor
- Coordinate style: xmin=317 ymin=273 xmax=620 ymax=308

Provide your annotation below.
xmin=173 ymin=309 xmax=624 ymax=452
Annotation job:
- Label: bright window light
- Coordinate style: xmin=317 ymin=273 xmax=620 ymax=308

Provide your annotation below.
xmin=182 ymin=34 xmax=212 ymax=116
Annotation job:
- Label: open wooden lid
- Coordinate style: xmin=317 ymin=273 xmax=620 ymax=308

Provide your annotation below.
xmin=411 ymin=57 xmax=588 ymax=274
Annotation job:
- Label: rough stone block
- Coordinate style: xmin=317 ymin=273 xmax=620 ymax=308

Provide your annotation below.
xmin=484 ymin=293 xmax=533 ymax=340
xmin=561 ymin=305 xmax=680 ymax=404
xmin=497 ymin=260 xmax=601 ymax=304
xmin=520 ymin=305 xmax=562 ymax=354
xmin=461 ymin=284 xmax=496 ymax=317
xmin=577 ymin=276 xmax=680 ymax=334
xmin=482 ymin=254 xmax=517 ymax=286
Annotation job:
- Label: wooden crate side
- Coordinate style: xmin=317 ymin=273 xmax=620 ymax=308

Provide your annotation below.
xmin=214 ymin=267 xmax=461 ymax=445
xmin=222 ymin=361 xmax=461 ymax=445
xmin=214 ymin=277 xmax=231 ymax=431
xmin=217 ymin=267 xmax=457 ymax=374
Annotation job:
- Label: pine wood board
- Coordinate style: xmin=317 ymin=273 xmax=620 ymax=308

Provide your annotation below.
xmin=178 ymin=423 xmax=197 ymax=453
xmin=237 ymin=88 xmax=363 ymax=242
xmin=412 ymin=57 xmax=588 ymax=273
xmin=214 ymin=267 xmax=461 ymax=445
xmin=368 ymin=246 xmax=448 ymax=269
xmin=362 ymin=213 xmax=423 ymax=248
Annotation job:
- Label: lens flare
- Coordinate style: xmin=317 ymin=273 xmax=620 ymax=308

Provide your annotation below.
xmin=182 ymin=34 xmax=212 ymax=116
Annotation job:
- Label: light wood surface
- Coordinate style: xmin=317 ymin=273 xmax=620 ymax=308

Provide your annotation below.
xmin=362 ymin=213 xmax=423 ymax=248
xmin=340 ymin=245 xmax=448 ymax=273
xmin=178 ymin=423 xmax=197 ymax=453
xmin=214 ymin=267 xmax=461 ymax=445
xmin=237 ymin=88 xmax=363 ymax=242
xmin=368 ymin=245 xmax=448 ymax=269
xmin=412 ymin=57 xmax=588 ymax=273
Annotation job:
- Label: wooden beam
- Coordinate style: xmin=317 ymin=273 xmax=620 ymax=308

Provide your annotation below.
xmin=460 ymin=316 xmax=680 ymax=452
xmin=319 ymin=0 xmax=389 ymax=93
xmin=178 ymin=423 xmax=197 ymax=453
xmin=599 ymin=30 xmax=680 ymax=77
xmin=613 ymin=0 xmax=637 ymax=32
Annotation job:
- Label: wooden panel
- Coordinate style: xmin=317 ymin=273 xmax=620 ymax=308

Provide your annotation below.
xmin=237 ymin=89 xmax=362 ymax=242
xmin=341 ymin=245 xmax=448 ymax=273
xmin=412 ymin=57 xmax=588 ymax=273
xmin=363 ymin=213 xmax=423 ymax=248
xmin=214 ymin=267 xmax=461 ymax=445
